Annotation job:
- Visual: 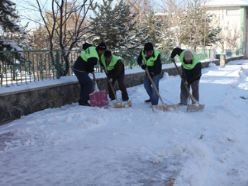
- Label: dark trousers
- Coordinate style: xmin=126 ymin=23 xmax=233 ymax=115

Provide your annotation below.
xmin=180 ymin=80 xmax=199 ymax=105
xmin=74 ymin=70 xmax=94 ymax=104
xmin=144 ymin=74 xmax=161 ymax=105
xmin=108 ymin=74 xmax=129 ymax=101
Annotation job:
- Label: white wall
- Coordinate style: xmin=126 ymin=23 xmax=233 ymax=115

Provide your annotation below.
xmin=207 ymin=7 xmax=243 ymax=54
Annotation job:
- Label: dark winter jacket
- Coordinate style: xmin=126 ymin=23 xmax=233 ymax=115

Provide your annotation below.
xmin=137 ymin=50 xmax=162 ymax=76
xmin=73 ymin=46 xmax=98 ymax=73
xmin=170 ymin=47 xmax=202 ymax=84
xmin=106 ymin=60 xmax=125 ymax=80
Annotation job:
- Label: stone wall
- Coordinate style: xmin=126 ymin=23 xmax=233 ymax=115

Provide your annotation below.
xmin=0 ymin=56 xmax=243 ymax=125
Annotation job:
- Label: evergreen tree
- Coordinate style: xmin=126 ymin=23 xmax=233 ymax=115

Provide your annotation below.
xmin=156 ymin=14 xmax=176 ymax=61
xmin=90 ymin=0 xmax=142 ymax=53
xmin=141 ymin=12 xmax=160 ymax=44
xmin=135 ymin=11 xmax=176 ymax=62
xmin=0 ymin=0 xmax=20 ymax=32
xmin=139 ymin=12 xmax=175 ymax=46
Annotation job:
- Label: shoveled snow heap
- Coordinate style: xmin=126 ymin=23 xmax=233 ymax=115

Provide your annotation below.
xmin=0 ymin=60 xmax=248 ymax=186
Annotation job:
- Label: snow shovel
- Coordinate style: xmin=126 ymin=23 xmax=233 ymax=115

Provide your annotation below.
xmin=171 ymin=59 xmax=205 ymax=112
xmin=145 ymin=68 xmax=178 ymax=111
xmin=103 ymin=68 xmax=132 ymax=108
xmin=89 ymin=72 xmax=109 ymax=107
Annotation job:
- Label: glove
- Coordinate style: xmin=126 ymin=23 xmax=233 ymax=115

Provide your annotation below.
xmin=108 ymin=78 xmax=113 ymax=83
xmin=106 ymin=72 xmax=110 ymax=78
xmin=183 ymin=79 xmax=189 ymax=86
xmin=141 ymin=64 xmax=146 ymax=70
xmin=149 ymin=72 xmax=155 ymax=77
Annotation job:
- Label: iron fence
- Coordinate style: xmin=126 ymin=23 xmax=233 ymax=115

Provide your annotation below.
xmin=1 ymin=49 xmax=83 ymax=87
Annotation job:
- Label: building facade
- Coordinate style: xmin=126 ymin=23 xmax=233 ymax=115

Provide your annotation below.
xmin=206 ymin=0 xmax=248 ymax=57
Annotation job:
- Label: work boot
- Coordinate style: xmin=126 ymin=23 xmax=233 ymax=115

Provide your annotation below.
xmin=144 ymin=99 xmax=151 ymax=103
xmin=78 ymin=100 xmax=91 ymax=106
xmin=178 ymin=102 xmax=187 ymax=106
xmin=123 ymin=100 xmax=132 ymax=107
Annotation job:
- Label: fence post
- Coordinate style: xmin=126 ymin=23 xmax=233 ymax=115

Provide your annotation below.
xmin=220 ymin=54 xmax=226 ymax=67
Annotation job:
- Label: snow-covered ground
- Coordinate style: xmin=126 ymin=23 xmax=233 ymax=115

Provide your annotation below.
xmin=0 ymin=60 xmax=248 ymax=186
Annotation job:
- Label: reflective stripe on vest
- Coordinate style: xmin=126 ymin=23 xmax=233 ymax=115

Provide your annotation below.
xmin=80 ymin=46 xmax=99 ymax=62
xmin=141 ymin=49 xmax=160 ymax=66
xmin=179 ymin=51 xmax=199 ymax=70
xmin=101 ymin=55 xmax=121 ymax=71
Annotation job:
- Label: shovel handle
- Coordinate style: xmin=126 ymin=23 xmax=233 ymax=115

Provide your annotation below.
xmin=102 ymin=67 xmax=116 ymax=99
xmin=92 ymin=72 xmax=99 ymax=91
xmin=171 ymin=58 xmax=199 ymax=104
xmin=145 ymin=68 xmax=165 ymax=105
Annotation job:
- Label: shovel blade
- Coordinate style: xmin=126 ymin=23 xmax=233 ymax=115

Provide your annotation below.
xmin=89 ymin=90 xmax=108 ymax=107
xmin=153 ymin=104 xmax=179 ymax=111
xmin=112 ymin=100 xmax=132 ymax=108
xmin=187 ymin=104 xmax=205 ymax=112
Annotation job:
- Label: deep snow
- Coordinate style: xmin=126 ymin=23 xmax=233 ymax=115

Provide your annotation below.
xmin=0 ymin=60 xmax=248 ymax=186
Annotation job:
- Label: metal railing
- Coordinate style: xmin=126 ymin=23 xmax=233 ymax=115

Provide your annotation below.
xmin=0 ymin=48 xmax=243 ymax=87
xmin=195 ymin=48 xmax=244 ymax=60
xmin=1 ymin=49 xmax=82 ymax=87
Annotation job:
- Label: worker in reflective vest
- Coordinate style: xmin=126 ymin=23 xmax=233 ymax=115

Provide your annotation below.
xmin=73 ymin=42 xmax=106 ymax=106
xmin=137 ymin=42 xmax=162 ymax=106
xmin=101 ymin=50 xmax=129 ymax=102
xmin=170 ymin=47 xmax=202 ymax=105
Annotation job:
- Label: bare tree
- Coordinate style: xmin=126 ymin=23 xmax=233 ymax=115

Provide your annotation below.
xmin=217 ymin=25 xmax=239 ymax=56
xmin=127 ymin=0 xmax=152 ymax=21
xmin=160 ymin=0 xmax=220 ymax=51
xmin=34 ymin=0 xmax=95 ymax=77
xmin=225 ymin=29 xmax=239 ymax=52
xmin=160 ymin=0 xmax=186 ymax=46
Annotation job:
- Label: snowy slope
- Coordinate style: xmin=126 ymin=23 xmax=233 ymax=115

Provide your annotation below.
xmin=0 ymin=60 xmax=248 ymax=186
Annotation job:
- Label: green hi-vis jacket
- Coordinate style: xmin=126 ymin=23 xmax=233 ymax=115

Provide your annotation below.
xmin=179 ymin=50 xmax=200 ymax=70
xmin=141 ymin=49 xmax=160 ymax=66
xmin=80 ymin=46 xmax=99 ymax=62
xmin=101 ymin=55 xmax=121 ymax=71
